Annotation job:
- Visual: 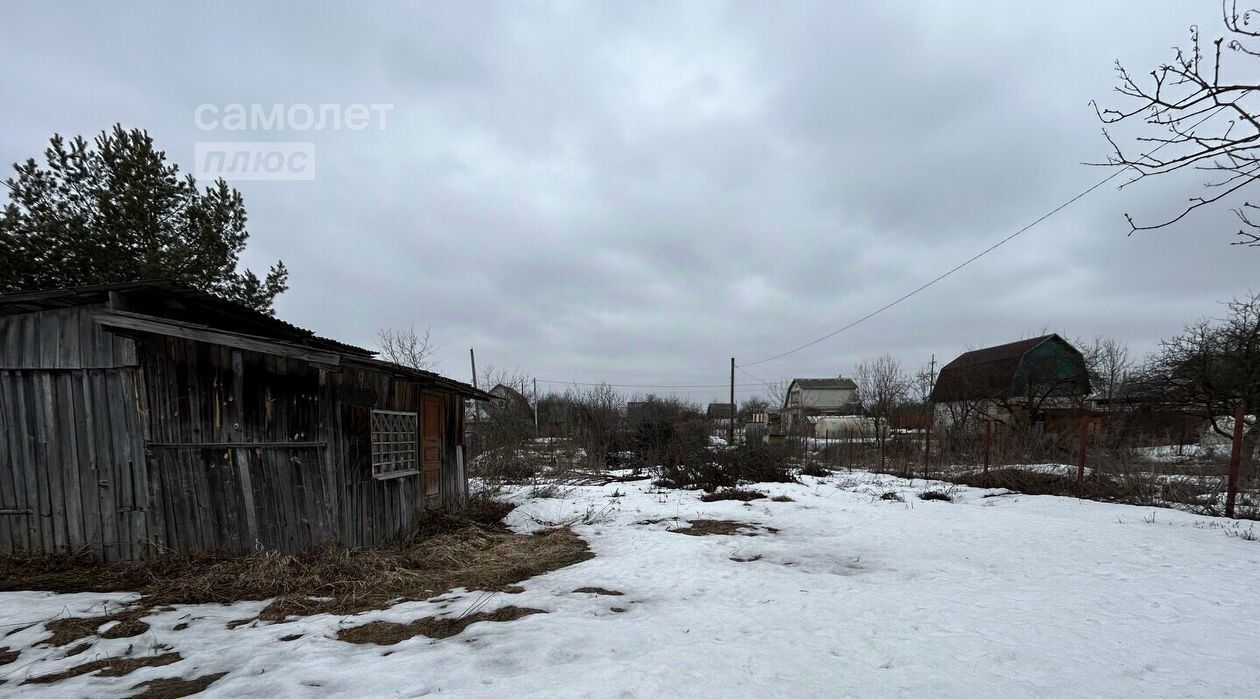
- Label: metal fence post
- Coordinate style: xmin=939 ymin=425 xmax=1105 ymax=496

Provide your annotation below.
xmin=983 ymin=420 xmax=992 ymax=476
xmin=923 ymin=406 xmax=933 ymax=481
xmin=1226 ymin=404 xmax=1245 ymax=519
xmin=1075 ymin=409 xmax=1088 ymax=494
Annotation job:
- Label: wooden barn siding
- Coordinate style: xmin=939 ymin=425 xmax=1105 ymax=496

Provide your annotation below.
xmin=1 ymin=307 xmax=469 ymax=560
xmin=331 ymin=365 xmax=465 ymax=549
xmin=0 ymin=307 xmax=148 ymax=561
xmin=138 ymin=338 xmax=467 ymax=556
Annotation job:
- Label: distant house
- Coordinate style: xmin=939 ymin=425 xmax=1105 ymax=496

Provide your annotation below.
xmin=707 ymin=402 xmax=735 ymax=431
xmin=0 ymin=281 xmax=490 ymax=561
xmin=488 ymin=383 xmax=533 ymax=415
xmin=930 ymin=334 xmax=1091 ymax=428
xmin=781 ymin=377 xmax=860 ymax=433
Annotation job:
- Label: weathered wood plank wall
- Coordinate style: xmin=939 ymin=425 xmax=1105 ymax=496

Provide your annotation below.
xmin=1 ymin=306 xmax=470 ymax=560
xmin=0 ymin=306 xmax=148 ymax=561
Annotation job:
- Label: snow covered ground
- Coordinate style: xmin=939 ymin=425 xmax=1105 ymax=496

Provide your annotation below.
xmin=2 ymin=471 xmax=1259 ymax=697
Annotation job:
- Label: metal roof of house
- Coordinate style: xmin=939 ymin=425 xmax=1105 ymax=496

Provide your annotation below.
xmin=930 ymin=334 xmax=1080 ymax=403
xmin=707 ymin=402 xmax=735 ymax=417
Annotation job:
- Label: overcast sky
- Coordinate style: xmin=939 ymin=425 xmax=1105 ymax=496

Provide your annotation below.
xmin=3 ymin=1 xmax=1256 ymax=403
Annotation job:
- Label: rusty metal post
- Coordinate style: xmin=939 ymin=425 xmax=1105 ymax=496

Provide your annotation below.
xmin=1075 ymin=409 xmax=1088 ymax=494
xmin=983 ymin=420 xmax=992 ymax=475
xmin=922 ymin=407 xmax=933 ymax=481
xmin=1226 ymin=404 xmax=1246 ymax=518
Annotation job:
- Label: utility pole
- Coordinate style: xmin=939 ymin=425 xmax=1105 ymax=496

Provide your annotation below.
xmin=922 ymin=354 xmax=936 ymax=481
xmin=533 ymin=377 xmax=539 ymax=433
xmin=729 ymin=357 xmax=736 ymax=446
xmin=469 ymin=348 xmax=478 ymax=388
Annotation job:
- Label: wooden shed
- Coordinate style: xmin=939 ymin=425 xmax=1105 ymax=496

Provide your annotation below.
xmin=0 ymin=281 xmax=490 ymax=561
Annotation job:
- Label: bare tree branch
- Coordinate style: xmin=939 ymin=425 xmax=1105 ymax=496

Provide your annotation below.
xmin=376 ymin=325 xmax=438 ymax=370
xmin=1093 ymin=2 xmax=1260 ymax=246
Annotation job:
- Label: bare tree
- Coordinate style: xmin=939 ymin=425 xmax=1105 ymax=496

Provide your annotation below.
xmin=910 ymin=361 xmax=938 ymax=407
xmin=738 ymin=396 xmax=771 ymax=421
xmin=377 ymin=326 xmax=437 ymax=369
xmin=759 ymin=379 xmax=790 ymax=410
xmin=855 ymin=355 xmax=910 ymax=457
xmin=1076 ymin=336 xmax=1134 ymax=403
xmin=1093 ymin=1 xmax=1260 ymax=246
xmin=1139 ymin=292 xmax=1260 ymax=476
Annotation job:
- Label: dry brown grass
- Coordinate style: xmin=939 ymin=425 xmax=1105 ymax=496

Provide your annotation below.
xmin=572 ymin=587 xmax=623 ymax=596
xmin=770 ymin=495 xmax=795 ymax=502
xmin=128 ymin=671 xmax=229 ymax=699
xmin=22 ymin=652 xmax=182 ymax=685
xmin=337 ymin=606 xmax=546 ymax=645
xmin=668 ymin=519 xmax=775 ymax=537
xmin=0 ymin=648 xmax=17 ymax=666
xmin=41 ymin=612 xmax=146 ymax=647
xmin=2 ymin=496 xmax=591 ymax=629
xmin=699 ymin=489 xmax=766 ymax=502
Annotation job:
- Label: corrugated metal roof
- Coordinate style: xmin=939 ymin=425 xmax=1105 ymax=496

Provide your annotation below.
xmin=930 ymin=334 xmax=1073 ymax=403
xmin=0 ymin=280 xmax=373 ymax=356
xmin=707 ymin=402 xmax=735 ymax=417
xmin=0 ymin=280 xmax=491 ymax=400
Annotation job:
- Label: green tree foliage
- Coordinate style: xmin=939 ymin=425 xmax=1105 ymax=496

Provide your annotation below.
xmin=0 ymin=125 xmax=288 ymax=313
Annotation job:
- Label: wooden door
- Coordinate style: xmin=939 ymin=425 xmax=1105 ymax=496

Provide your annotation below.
xmin=421 ymin=394 xmax=444 ymax=496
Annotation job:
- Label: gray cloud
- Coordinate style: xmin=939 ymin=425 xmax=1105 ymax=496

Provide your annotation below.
xmin=2 ymin=0 xmax=1254 ymax=403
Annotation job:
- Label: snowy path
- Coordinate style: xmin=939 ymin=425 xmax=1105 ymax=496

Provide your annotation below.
xmin=2 ymin=472 xmax=1258 ymax=697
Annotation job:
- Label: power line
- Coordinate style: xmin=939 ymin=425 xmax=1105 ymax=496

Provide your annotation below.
xmin=739 ymin=105 xmax=1231 ymax=369
xmin=535 ymin=378 xmax=764 ymax=389
xmin=736 ymin=365 xmax=777 ymax=390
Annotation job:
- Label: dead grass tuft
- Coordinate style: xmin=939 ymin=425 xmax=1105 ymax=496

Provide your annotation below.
xmin=572 ymin=587 xmax=623 ymax=596
xmin=129 ymin=671 xmax=229 ymax=699
xmin=22 ymin=652 xmax=182 ymax=685
xmin=770 ymin=495 xmax=795 ymax=502
xmin=100 ymin=618 xmax=149 ymax=639
xmin=64 ymin=642 xmax=90 ymax=657
xmin=40 ymin=610 xmax=151 ymax=648
xmin=0 ymin=648 xmax=17 ymax=666
xmin=699 ymin=488 xmax=767 ymax=502
xmin=669 ymin=519 xmax=771 ymax=537
xmin=337 ymin=606 xmax=546 ymax=645
xmin=879 ymin=491 xmax=904 ymax=502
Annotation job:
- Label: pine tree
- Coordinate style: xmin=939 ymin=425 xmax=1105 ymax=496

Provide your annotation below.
xmin=0 ymin=125 xmax=288 ymax=313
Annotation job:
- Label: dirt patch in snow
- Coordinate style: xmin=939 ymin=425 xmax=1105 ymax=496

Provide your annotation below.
xmin=669 ymin=519 xmax=774 ymax=537
xmin=22 ymin=652 xmax=182 ymax=685
xmin=101 ymin=618 xmax=150 ymax=639
xmin=337 ymin=606 xmax=547 ymax=645
xmin=40 ymin=611 xmax=147 ymax=647
xmin=129 ymin=671 xmax=229 ymax=698
xmin=64 ymin=642 xmax=90 ymax=657
xmin=770 ymin=495 xmax=795 ymax=502
xmin=572 ymin=587 xmax=623 ymax=596
xmin=700 ymin=489 xmax=766 ymax=502
xmin=0 ymin=647 xmax=17 ymax=666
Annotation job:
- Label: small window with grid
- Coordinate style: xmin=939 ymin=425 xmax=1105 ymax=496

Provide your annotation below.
xmin=371 ymin=409 xmax=419 ymax=479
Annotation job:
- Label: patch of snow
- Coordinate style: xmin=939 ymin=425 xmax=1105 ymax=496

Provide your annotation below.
xmin=2 ymin=473 xmax=1259 ymax=697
